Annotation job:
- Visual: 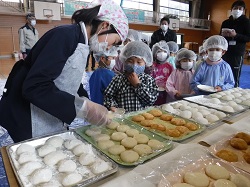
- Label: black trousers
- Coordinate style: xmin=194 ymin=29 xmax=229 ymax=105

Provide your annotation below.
xmin=223 ymin=54 xmax=243 ymax=87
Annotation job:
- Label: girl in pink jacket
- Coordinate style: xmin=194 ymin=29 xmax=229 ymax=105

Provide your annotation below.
xmin=166 ymin=49 xmax=196 ymax=101
xmin=151 ymin=41 xmax=174 ymax=105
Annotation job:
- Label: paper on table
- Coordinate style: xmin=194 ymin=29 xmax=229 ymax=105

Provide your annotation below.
xmin=230 ymin=115 xmax=250 ymax=131
xmin=200 ymin=124 xmax=238 ymax=145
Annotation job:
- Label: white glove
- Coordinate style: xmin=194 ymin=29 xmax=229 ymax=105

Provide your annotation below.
xmin=79 ymin=99 xmax=110 ymax=126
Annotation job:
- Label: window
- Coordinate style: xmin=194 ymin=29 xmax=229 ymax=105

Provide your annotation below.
xmin=121 ymin=0 xmax=153 ymax=11
xmin=160 ymin=0 xmax=189 ymax=22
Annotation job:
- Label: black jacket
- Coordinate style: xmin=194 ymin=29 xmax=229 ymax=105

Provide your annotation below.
xmin=220 ymin=15 xmax=250 ymax=56
xmin=150 ymin=28 xmax=177 ymax=48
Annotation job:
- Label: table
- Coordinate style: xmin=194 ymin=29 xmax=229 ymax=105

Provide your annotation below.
xmin=1 ymin=109 xmax=250 ymax=187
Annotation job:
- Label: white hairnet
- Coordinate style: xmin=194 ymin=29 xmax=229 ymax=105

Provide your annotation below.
xmin=152 ymin=41 xmax=170 ymax=57
xmin=177 ymin=48 xmax=188 ymax=54
xmin=127 ymin=29 xmax=141 ymax=41
xmin=199 ymin=46 xmax=205 ymax=54
xmin=166 ymin=41 xmax=179 ymax=53
xmin=93 ymin=46 xmax=118 ymax=62
xmin=203 ymin=35 xmax=228 ymax=51
xmin=175 ymin=49 xmax=197 ymax=66
xmin=119 ymin=41 xmax=153 ymax=67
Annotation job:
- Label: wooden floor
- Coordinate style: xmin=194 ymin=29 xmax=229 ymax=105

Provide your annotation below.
xmin=0 ymin=57 xmax=250 ymax=80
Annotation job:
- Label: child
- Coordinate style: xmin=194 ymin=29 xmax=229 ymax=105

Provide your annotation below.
xmin=104 ymin=41 xmax=158 ymax=112
xmin=89 ymin=47 xmax=118 ymax=105
xmin=151 ymin=41 xmax=174 ymax=105
xmin=166 ymin=49 xmax=196 ymax=101
xmin=113 ymin=29 xmax=141 ymax=74
xmin=166 ymin=41 xmax=179 ymax=69
xmin=191 ymin=35 xmax=235 ymax=95
xmin=195 ymin=45 xmax=207 ymax=70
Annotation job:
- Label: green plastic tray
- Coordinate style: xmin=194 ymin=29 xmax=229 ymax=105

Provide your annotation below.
xmin=75 ymin=118 xmax=173 ymax=166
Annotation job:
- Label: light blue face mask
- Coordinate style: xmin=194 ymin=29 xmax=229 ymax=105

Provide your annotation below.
xmin=124 ymin=64 xmax=145 ymax=75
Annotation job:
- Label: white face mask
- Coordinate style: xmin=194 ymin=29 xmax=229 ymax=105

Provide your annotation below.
xmin=31 ymin=20 xmax=36 ymax=26
xmin=181 ymin=61 xmax=193 ymax=70
xmin=202 ymin=55 xmax=208 ymax=60
xmin=156 ymin=51 xmax=168 ymax=63
xmin=208 ymin=51 xmax=222 ymax=62
xmin=160 ymin=25 xmax=168 ymax=32
xmin=231 ymin=9 xmax=243 ymax=19
xmin=109 ymin=59 xmax=116 ymax=69
xmin=89 ymin=27 xmax=109 ymax=53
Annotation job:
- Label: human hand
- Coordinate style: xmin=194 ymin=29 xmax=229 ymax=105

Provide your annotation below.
xmin=82 ymin=99 xmax=110 ymax=126
xmin=215 ymin=86 xmax=222 ymax=92
xmin=110 ymin=107 xmax=117 ymax=112
xmin=174 ymin=92 xmax=183 ymax=100
xmin=126 ymin=72 xmax=140 ymax=87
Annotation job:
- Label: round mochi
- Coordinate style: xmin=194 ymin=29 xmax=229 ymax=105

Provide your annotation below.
xmin=205 ymin=164 xmax=230 ymax=180
xmin=179 ymin=100 xmax=189 ymax=105
xmin=189 ymin=108 xmax=198 ymax=113
xmin=148 ymin=109 xmax=163 ymax=117
xmin=141 ymin=113 xmax=155 ymax=120
xmin=232 ymin=104 xmax=244 ymax=111
xmin=30 ymin=168 xmax=53 ymax=185
xmin=121 ymin=137 xmax=137 ymax=148
xmin=148 ymin=139 xmax=165 ymax=150
xmin=217 ymin=92 xmax=226 ymax=96
xmin=132 ymin=115 xmax=145 ymax=122
xmin=179 ymin=110 xmax=192 ymax=119
xmin=133 ymin=134 xmax=149 ymax=144
xmin=133 ymin=144 xmax=152 ymax=156
xmin=126 ymin=128 xmax=140 ymax=137
xmin=160 ymin=114 xmax=174 ymax=121
xmin=221 ymin=106 xmax=234 ymax=112
xmin=62 ymin=173 xmax=82 ymax=186
xmin=185 ymin=122 xmax=198 ymax=131
xmin=79 ymin=153 xmax=95 ymax=165
xmin=171 ymin=118 xmax=186 ymax=126
xmin=43 ymin=151 xmax=67 ymax=166
xmin=230 ymin=174 xmax=250 ymax=187
xmin=58 ymin=160 xmax=77 ymax=173
xmin=92 ymin=134 xmax=110 ymax=142
xmin=241 ymin=100 xmax=250 ymax=106
xmin=64 ymin=139 xmax=83 ymax=150
xmin=111 ymin=132 xmax=127 ymax=141
xmin=18 ymin=152 xmax=37 ymax=164
xmin=198 ymin=106 xmax=208 ymax=110
xmin=213 ymin=179 xmax=236 ymax=187
xmin=199 ymin=109 xmax=210 ymax=117
xmin=73 ymin=143 xmax=91 ymax=156
xmin=120 ymin=150 xmax=139 ymax=163
xmin=216 ymin=149 xmax=238 ymax=162
xmin=91 ymin=161 xmax=110 ymax=174
xmin=116 ymin=125 xmax=130 ymax=132
xmin=108 ymin=145 xmax=126 ymax=155
xmin=37 ymin=144 xmax=56 ymax=157
xmin=210 ymin=98 xmax=221 ymax=104
xmin=221 ymin=95 xmax=233 ymax=101
xmin=179 ymin=105 xmax=191 ymax=111
xmin=192 ymin=112 xmax=203 ymax=119
xmin=195 ymin=117 xmax=209 ymax=125
xmin=213 ymin=111 xmax=227 ymax=119
xmin=107 ymin=121 xmax=120 ymax=130
xmin=172 ymin=103 xmax=183 ymax=109
xmin=97 ymin=140 xmax=115 ymax=150
xmin=205 ymin=114 xmax=219 ymax=123
xmin=173 ymin=183 xmax=195 ymax=187
xmin=18 ymin=161 xmax=43 ymax=176
xmin=210 ymin=93 xmax=222 ymax=98
xmin=234 ymin=98 xmax=243 ymax=103
xmin=183 ymin=172 xmax=209 ymax=187
xmin=228 ymin=101 xmax=237 ymax=107
xmin=85 ymin=128 xmax=102 ymax=137
xmin=162 ymin=104 xmax=174 ymax=112
xmin=16 ymin=144 xmax=35 ymax=155
xmin=45 ymin=136 xmax=64 ymax=148
xmin=232 ymin=92 xmax=242 ymax=97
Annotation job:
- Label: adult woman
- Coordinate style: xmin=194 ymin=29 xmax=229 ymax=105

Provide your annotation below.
xmin=0 ymin=0 xmax=128 ymax=142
